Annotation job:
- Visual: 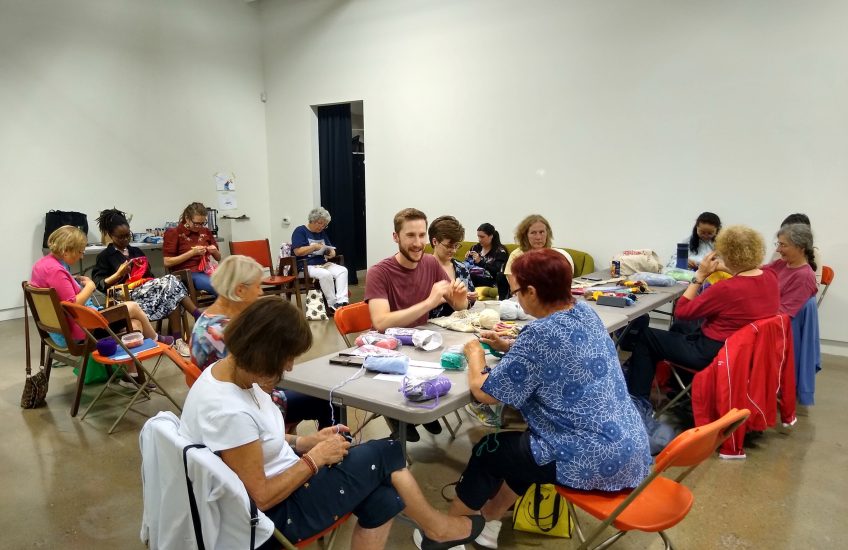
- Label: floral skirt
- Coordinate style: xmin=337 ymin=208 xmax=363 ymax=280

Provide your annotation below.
xmin=129 ymin=274 xmax=188 ymax=321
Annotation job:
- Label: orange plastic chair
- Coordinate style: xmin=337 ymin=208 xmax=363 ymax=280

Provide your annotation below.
xmin=817 ymin=265 xmax=834 ymax=307
xmin=333 ymin=302 xmax=372 ymax=347
xmin=161 ymin=346 xmax=203 ymax=388
xmin=557 ymin=408 xmax=750 ymax=550
xmin=61 ymin=301 xmax=182 ymax=433
xmin=274 ymin=513 xmax=351 ymax=549
xmin=229 ymin=239 xmax=302 ymax=308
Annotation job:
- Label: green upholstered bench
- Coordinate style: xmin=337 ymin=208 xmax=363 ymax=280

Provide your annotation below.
xmin=423 ymin=242 xmax=594 ymax=277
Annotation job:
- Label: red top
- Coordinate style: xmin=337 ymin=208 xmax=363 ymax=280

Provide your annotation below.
xmin=674 ymin=270 xmax=780 ymax=341
xmin=763 ymin=260 xmax=817 ymax=318
xmin=364 ymin=254 xmax=449 ymax=328
xmin=163 ymin=225 xmax=215 ymax=272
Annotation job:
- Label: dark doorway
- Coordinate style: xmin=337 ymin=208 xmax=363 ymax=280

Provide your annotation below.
xmin=316 ymin=101 xmax=366 ymax=284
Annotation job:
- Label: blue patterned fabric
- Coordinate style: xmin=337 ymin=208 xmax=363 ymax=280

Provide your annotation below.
xmin=482 ymin=301 xmax=652 ymax=491
xmin=429 ymin=259 xmax=475 ymax=319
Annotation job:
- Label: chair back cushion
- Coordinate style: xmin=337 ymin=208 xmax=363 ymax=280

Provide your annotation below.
xmin=820 ymin=265 xmax=834 ymax=285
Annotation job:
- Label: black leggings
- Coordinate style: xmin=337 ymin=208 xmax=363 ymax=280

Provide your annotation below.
xmin=625 ymin=322 xmax=724 ymax=399
xmin=455 ymin=431 xmax=557 ymax=511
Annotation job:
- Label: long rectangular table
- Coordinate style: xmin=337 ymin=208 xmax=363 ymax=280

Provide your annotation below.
xmin=283 ymin=305 xmax=630 ymax=459
xmin=576 ymin=270 xmax=688 ymax=342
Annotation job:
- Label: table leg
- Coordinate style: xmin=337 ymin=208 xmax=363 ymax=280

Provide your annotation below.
xmin=398 ymin=421 xmax=409 ymax=464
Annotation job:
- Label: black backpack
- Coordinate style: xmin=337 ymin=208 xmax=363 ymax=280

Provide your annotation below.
xmin=43 ymin=210 xmax=88 ymax=248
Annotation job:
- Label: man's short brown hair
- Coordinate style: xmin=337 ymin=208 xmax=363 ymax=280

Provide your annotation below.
xmin=224 ymin=297 xmax=313 ymax=378
xmin=393 ymin=208 xmax=427 ymax=233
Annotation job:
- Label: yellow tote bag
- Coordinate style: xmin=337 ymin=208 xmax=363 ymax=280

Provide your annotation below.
xmin=512 ymin=483 xmax=572 ymax=538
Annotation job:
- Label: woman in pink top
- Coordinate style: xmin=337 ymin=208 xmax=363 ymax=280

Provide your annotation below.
xmin=31 ymin=226 xmax=174 ymax=384
xmin=765 ymin=223 xmax=818 ymax=318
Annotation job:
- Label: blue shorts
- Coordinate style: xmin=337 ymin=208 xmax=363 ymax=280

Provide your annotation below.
xmin=262 ymin=438 xmax=406 ymax=544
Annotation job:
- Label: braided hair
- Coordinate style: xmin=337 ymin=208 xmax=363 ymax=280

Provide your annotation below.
xmin=689 ymin=212 xmax=722 ymax=254
xmin=777 ymin=223 xmax=817 ymax=271
xmin=96 ymin=208 xmax=130 ymax=236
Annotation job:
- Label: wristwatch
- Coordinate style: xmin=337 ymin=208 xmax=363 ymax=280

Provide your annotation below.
xmin=691 ymin=278 xmax=703 ymax=285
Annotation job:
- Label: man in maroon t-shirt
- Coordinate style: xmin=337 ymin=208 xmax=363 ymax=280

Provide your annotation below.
xmin=365 ymin=208 xmax=469 ymax=440
xmin=365 ymin=208 xmax=469 ymax=331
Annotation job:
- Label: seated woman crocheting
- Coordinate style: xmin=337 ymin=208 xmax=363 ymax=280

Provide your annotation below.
xmin=31 ymin=226 xmax=174 ymax=387
xmin=466 ymin=222 xmax=509 ymax=296
xmin=452 ymin=248 xmax=652 ymax=549
xmin=504 ymin=214 xmax=574 ymax=288
xmin=291 ymin=207 xmax=349 ymax=315
xmin=179 ymin=297 xmax=485 ymax=550
xmin=163 ymin=201 xmax=221 ymax=298
xmin=765 ymin=223 xmax=818 ymax=318
xmin=92 ymin=208 xmax=199 ymax=357
xmin=190 ymin=255 xmax=336 ymax=430
xmin=680 ymin=211 xmax=721 ymax=269
xmin=626 ymin=225 xmax=780 ymax=404
xmin=428 ymin=215 xmax=476 ymax=318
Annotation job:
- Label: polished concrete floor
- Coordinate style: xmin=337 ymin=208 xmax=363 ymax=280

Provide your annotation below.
xmin=2 ymin=286 xmax=847 ymax=549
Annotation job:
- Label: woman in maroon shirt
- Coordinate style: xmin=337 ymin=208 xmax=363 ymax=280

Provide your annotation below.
xmin=764 ymin=223 xmax=818 ymax=318
xmin=626 ymin=225 xmax=779 ymax=402
xmin=163 ymin=202 xmax=221 ymax=297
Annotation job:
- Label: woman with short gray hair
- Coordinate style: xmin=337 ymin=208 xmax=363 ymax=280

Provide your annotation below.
xmin=765 ymin=223 xmax=818 ymax=318
xmin=292 ymin=207 xmax=349 ymax=315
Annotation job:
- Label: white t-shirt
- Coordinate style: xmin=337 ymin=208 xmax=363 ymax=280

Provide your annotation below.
xmin=178 ymin=365 xmax=299 ymax=478
xmin=504 ymin=247 xmax=575 ymax=275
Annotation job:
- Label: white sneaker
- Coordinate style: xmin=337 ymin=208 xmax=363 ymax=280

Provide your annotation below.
xmin=174 ymin=338 xmax=190 ymax=358
xmin=475 ymin=520 xmax=502 ymax=549
xmin=412 ymin=529 xmax=465 ymax=550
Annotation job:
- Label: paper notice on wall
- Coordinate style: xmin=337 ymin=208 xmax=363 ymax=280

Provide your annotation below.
xmin=218 ymin=192 xmax=238 ymax=211
xmin=214 ymin=172 xmax=235 ymax=191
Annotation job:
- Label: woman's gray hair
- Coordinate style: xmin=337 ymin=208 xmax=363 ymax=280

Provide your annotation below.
xmin=308 ymin=207 xmax=331 ymax=224
xmin=777 ymin=223 xmax=817 ymax=271
xmin=210 ymin=255 xmax=264 ymax=301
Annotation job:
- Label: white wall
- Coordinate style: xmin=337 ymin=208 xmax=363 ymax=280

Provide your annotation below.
xmin=259 ymin=0 xmax=847 ymax=345
xmin=0 ymin=0 xmax=270 ymax=319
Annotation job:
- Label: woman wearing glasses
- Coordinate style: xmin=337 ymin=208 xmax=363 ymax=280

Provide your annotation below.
xmin=163 ymin=201 xmax=221 ymax=297
xmin=428 ymin=215 xmax=475 ymax=319
xmin=291 ymin=207 xmax=349 ymax=315
xmin=765 ymin=223 xmax=818 ymax=318
xmin=451 ymin=249 xmax=651 ymax=549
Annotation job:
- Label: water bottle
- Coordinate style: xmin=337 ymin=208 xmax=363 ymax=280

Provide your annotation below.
xmin=676 ymin=243 xmax=689 ymax=269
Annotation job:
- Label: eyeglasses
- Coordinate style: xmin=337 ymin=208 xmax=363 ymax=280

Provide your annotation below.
xmin=190 ymin=220 xmax=208 ymax=227
xmin=774 ymin=241 xmax=791 ymax=249
xmin=511 ymin=287 xmax=526 ymax=296
xmin=439 ymin=241 xmax=461 ymax=252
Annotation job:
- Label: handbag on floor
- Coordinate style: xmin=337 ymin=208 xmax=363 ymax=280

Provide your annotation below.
xmin=21 ymin=290 xmax=50 ymax=409
xmin=512 ymin=483 xmax=572 ymax=538
xmin=304 ymin=289 xmax=328 ymax=321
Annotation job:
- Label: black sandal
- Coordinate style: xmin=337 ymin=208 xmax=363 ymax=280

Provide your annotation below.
xmin=414 ymin=515 xmax=485 ymax=550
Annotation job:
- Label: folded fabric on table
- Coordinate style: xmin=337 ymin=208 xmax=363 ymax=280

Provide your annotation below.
xmin=364 ymin=355 xmax=409 ymax=375
xmin=428 ymin=309 xmax=501 ymax=332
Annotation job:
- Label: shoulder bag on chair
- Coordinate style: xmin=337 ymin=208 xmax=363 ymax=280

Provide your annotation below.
xmin=304 ymin=289 xmax=329 ymax=321
xmin=512 ymin=483 xmax=572 ymax=538
xmin=21 ymin=289 xmax=50 ymax=408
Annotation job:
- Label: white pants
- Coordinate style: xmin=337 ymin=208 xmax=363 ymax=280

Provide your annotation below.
xmin=307 ymin=263 xmax=349 ymax=306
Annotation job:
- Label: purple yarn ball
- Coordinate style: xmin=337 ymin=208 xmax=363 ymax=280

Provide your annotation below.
xmin=97 ymin=337 xmax=118 ymax=357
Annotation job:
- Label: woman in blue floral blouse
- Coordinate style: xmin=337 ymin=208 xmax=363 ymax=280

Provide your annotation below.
xmin=451 ymin=248 xmax=651 ymax=548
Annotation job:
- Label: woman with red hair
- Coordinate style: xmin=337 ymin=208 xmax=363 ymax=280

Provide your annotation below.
xmin=440 ymin=249 xmax=651 ymax=549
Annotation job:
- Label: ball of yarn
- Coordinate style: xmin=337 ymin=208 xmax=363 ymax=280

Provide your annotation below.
xmin=96 ymin=337 xmax=118 ymax=357
xmin=478 ymin=308 xmax=500 ymax=329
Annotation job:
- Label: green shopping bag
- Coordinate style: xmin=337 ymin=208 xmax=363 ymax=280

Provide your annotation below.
xmin=73 ymin=356 xmax=110 ymax=385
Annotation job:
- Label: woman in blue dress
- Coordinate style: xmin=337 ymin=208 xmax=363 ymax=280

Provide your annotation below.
xmin=445 ymin=248 xmax=652 ymax=549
